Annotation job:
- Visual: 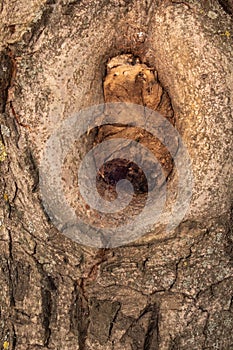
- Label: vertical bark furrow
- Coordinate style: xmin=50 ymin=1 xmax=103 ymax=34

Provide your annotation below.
xmin=70 ymin=282 xmax=90 ymax=350
xmin=143 ymin=305 xmax=159 ymax=350
xmin=0 ymin=51 xmax=12 ymax=113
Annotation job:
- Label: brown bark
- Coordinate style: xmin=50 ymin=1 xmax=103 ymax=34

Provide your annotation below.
xmin=0 ymin=0 xmax=232 ymax=349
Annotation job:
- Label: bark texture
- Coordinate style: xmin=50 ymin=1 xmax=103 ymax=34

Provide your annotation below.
xmin=0 ymin=0 xmax=233 ymax=349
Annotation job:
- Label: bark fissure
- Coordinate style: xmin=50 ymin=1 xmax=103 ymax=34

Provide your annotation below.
xmin=32 ymin=257 xmax=57 ymax=347
xmin=26 ymin=1 xmax=57 ymax=49
xmin=108 ymin=304 xmax=121 ymax=340
xmin=0 ymin=51 xmax=13 ymax=113
xmin=0 ymin=0 xmax=232 ymax=348
xmin=70 ymin=281 xmax=90 ymax=350
xmin=143 ymin=305 xmax=159 ymax=350
xmin=7 ymin=230 xmax=15 ymax=307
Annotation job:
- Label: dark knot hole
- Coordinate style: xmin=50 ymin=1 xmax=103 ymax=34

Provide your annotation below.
xmin=96 ymin=158 xmax=148 ymax=201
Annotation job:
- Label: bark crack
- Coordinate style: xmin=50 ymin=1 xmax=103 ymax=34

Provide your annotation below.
xmin=108 ymin=304 xmax=121 ymax=340
xmin=32 ymin=255 xmax=57 ymax=347
xmin=70 ymin=281 xmax=90 ymax=350
xmin=143 ymin=304 xmax=159 ymax=350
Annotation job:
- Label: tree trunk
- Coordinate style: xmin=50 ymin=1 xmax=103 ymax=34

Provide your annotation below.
xmin=0 ymin=0 xmax=232 ymax=349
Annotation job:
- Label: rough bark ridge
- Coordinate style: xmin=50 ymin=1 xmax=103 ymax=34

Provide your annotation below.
xmin=0 ymin=0 xmax=233 ymax=349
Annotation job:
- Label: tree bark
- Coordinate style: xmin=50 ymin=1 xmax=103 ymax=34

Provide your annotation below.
xmin=0 ymin=0 xmax=232 ymax=349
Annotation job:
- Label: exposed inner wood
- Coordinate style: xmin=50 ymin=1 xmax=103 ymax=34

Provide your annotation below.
xmin=62 ymin=54 xmax=175 ymax=228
